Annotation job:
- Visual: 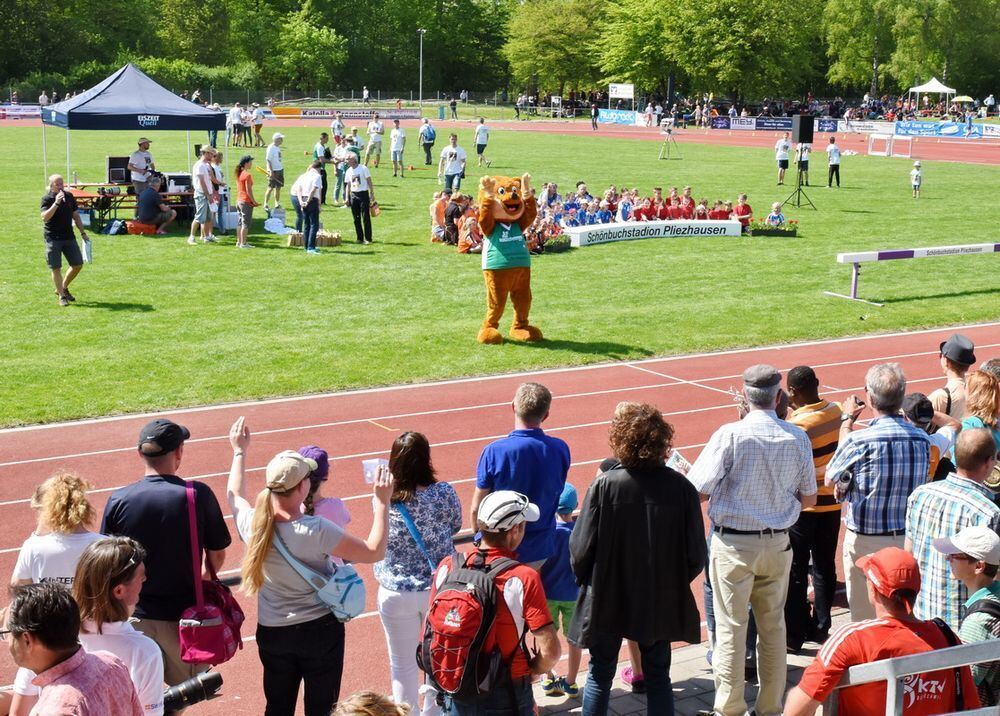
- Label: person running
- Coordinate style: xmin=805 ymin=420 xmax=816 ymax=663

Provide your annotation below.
xmin=474 ymin=117 xmax=491 ymax=167
xmin=226 ymin=417 xmax=393 ymax=716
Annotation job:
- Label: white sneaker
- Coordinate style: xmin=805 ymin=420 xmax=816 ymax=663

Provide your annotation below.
xmin=187 ymin=236 xmax=198 ymax=245
xmin=203 ymin=235 xmax=218 ymax=243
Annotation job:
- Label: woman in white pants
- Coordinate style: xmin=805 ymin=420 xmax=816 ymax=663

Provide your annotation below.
xmin=374 ymin=432 xmax=462 ymax=715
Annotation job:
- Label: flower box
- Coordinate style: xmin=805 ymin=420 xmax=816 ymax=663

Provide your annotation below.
xmin=542 ymin=235 xmax=572 ymax=253
xmin=750 ymin=227 xmax=797 ymax=237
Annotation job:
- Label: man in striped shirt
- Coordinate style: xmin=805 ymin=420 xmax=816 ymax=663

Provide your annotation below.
xmin=905 ymin=428 xmax=1000 ymax=630
xmin=784 ymin=366 xmax=842 ymax=650
xmin=826 ymin=363 xmax=930 ymax=621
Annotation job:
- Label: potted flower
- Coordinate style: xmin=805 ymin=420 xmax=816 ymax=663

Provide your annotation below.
xmin=749 ymin=218 xmax=798 ymax=237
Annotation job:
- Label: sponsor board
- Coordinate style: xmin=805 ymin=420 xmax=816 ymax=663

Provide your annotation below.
xmin=817 ymin=119 xmax=838 ymax=133
xmin=894 ymin=120 xmax=983 ymax=138
xmin=837 ymin=119 xmax=895 ymax=134
xmin=754 ymin=116 xmax=793 ymax=131
xmin=565 ymin=220 xmax=742 ymax=247
xmin=609 ymin=83 xmax=634 ymax=99
xmin=711 ymin=117 xmax=731 ymax=129
xmin=730 ymin=117 xmax=756 ymax=131
xmin=598 ymin=108 xmax=641 ymax=126
xmin=270 ymin=107 xmax=421 ymax=120
xmin=2 ymin=104 xmax=42 ymax=118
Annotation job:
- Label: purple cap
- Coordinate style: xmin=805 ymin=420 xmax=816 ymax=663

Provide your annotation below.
xmin=297 ymin=445 xmax=329 ymax=482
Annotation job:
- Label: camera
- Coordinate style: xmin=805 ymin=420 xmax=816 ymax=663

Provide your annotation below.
xmin=163 ymin=671 xmax=223 ymax=714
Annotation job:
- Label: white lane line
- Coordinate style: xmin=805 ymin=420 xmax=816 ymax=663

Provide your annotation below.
xmin=3 ymin=320 xmax=997 ymax=435
xmin=7 ymin=335 xmax=998 ymax=470
xmin=0 ymin=373 xmax=949 ymax=512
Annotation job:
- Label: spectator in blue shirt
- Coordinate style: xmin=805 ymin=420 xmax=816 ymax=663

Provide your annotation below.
xmin=595 ymin=201 xmax=613 ymax=224
xmin=472 ymin=383 xmax=571 ymax=568
xmin=539 ymin=483 xmax=582 ymax=698
xmin=826 ymin=362 xmax=931 ymax=621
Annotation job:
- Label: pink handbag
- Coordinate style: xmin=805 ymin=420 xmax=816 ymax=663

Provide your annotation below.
xmin=178 ymin=485 xmax=245 ymax=664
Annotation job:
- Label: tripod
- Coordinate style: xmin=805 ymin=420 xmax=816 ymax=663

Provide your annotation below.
xmin=782 ymin=166 xmax=815 ymax=209
xmin=658 ymin=130 xmax=682 ymax=160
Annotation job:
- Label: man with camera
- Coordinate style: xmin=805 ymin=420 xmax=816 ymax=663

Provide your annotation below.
xmin=40 ymin=174 xmax=89 ymax=307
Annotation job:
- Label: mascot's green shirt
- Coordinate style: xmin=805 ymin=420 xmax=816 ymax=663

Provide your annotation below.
xmin=482 ymin=222 xmax=531 ymax=270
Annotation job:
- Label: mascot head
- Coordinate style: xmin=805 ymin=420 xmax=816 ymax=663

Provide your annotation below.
xmin=479 ymin=174 xmax=531 ymax=223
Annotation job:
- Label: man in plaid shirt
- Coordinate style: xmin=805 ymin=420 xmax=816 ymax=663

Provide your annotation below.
xmin=907 ymin=429 xmax=1000 ymax=630
xmin=826 ymin=363 xmax=930 ymax=621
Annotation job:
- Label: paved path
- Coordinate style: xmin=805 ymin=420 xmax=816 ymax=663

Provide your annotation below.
xmin=535 ymin=607 xmax=850 ymax=715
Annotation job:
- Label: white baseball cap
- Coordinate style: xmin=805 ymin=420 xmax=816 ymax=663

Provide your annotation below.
xmin=273 ymin=132 xmax=285 ymax=141
xmin=477 ymin=491 xmax=540 ymax=531
xmin=933 ymin=525 xmax=1000 ymax=565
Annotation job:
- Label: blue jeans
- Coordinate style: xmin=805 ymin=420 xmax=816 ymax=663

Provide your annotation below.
xmin=335 ymin=165 xmax=346 ymax=202
xmin=584 ymin=635 xmax=672 ymax=716
xmin=444 ymin=173 xmax=462 ymax=192
xmin=302 ymin=198 xmax=320 ymax=250
xmin=443 ymin=678 xmax=533 ymax=715
xmin=207 ymin=129 xmax=218 ymax=148
xmin=291 ymin=196 xmax=304 ymax=232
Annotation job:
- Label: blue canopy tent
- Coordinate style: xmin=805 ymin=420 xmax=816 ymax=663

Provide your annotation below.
xmin=41 ymin=63 xmax=226 ymax=181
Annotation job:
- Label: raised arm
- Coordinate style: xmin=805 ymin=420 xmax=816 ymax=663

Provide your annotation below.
xmin=330 ymin=466 xmax=392 ymax=563
xmin=226 ymin=416 xmax=252 ymax=514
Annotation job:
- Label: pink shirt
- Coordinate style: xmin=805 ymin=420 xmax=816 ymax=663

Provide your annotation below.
xmin=31 ymin=647 xmax=143 ymax=716
xmin=313 ymin=497 xmax=351 ymax=566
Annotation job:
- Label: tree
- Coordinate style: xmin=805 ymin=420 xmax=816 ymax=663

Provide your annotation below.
xmin=503 ymin=0 xmax=603 ymax=93
xmin=662 ymin=0 xmax=824 ymax=101
xmin=598 ymin=0 xmax=677 ymax=95
xmin=823 ymin=0 xmax=898 ymax=94
xmin=156 ymin=0 xmax=231 ymax=65
xmin=266 ymin=11 xmax=348 ymax=92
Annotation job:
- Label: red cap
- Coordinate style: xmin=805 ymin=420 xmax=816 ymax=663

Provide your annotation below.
xmin=856 ymin=547 xmax=921 ymax=610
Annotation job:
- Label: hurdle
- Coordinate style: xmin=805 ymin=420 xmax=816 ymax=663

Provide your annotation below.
xmin=891 ymin=135 xmax=913 ymax=158
xmin=824 ymin=243 xmax=1000 ymax=306
xmin=867 ymin=133 xmax=893 ymax=156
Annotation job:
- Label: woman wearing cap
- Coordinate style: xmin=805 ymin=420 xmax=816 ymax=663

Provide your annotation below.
xmin=9 ymin=472 xmax=104 ymax=715
xmin=298 ymin=445 xmax=351 ymax=565
xmin=226 ymin=417 xmax=393 ymax=716
xmin=73 ymin=536 xmax=165 ymax=715
xmin=373 ymin=432 xmax=461 ymax=716
xmin=569 ymin=402 xmax=705 ymax=715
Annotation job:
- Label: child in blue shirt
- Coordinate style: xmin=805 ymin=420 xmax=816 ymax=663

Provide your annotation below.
xmin=562 ymin=195 xmax=580 ymax=213
xmin=765 ymin=201 xmax=786 ymax=226
xmin=581 ymin=201 xmax=599 ymax=225
xmin=560 ymin=208 xmax=580 ymax=228
xmin=595 ymin=201 xmax=613 ymax=224
xmin=540 ymin=483 xmax=582 ymax=697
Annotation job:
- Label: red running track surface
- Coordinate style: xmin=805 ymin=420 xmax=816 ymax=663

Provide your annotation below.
xmin=1 ymin=322 xmax=998 ymax=713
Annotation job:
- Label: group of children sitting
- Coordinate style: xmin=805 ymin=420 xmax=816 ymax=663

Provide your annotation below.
xmin=428 ymin=182 xmax=790 ymax=253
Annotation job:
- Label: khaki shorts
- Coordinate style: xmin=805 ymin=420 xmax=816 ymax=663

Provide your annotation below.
xmin=366 ymin=141 xmax=382 ymax=156
xmin=194 ymin=194 xmax=211 ymax=223
xmin=132 ymin=617 xmax=210 ymax=686
xmin=237 ymin=202 xmax=254 ymax=227
xmin=268 ymin=169 xmax=284 ymax=189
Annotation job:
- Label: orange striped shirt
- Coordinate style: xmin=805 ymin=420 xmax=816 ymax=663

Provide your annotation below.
xmin=788 ymin=400 xmax=842 ymax=512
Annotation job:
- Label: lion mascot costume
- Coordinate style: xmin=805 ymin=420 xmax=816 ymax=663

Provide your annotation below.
xmin=476 ymin=173 xmax=543 ymax=344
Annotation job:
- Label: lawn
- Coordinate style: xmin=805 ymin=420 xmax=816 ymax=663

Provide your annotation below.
xmin=2 ymin=124 xmax=998 ymax=426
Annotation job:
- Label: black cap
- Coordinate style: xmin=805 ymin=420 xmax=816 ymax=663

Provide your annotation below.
xmin=940 ymin=334 xmax=976 ymax=366
xmin=902 ymin=393 xmax=934 ymax=427
xmin=137 ymin=419 xmax=191 ymax=457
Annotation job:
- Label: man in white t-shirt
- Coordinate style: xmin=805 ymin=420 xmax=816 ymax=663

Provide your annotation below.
xmin=228 ymin=103 xmax=244 ymax=147
xmin=774 ymin=131 xmax=791 ymax=185
xmin=826 ymin=136 xmax=841 ymax=187
xmin=291 ymin=161 xmax=324 ymax=253
xmin=437 ymin=134 xmax=467 ymax=193
xmin=389 ymin=119 xmax=406 ymax=178
xmin=362 ymin=86 xmax=371 ymax=106
xmin=128 ymin=138 xmax=156 ymax=198
xmin=344 ymin=153 xmax=376 ymax=244
xmin=265 ymin=133 xmax=284 ymax=211
xmin=188 ymin=147 xmax=217 ymax=244
xmin=364 ymin=113 xmax=384 ymax=168
xmin=474 ymin=117 xmax=491 ymax=168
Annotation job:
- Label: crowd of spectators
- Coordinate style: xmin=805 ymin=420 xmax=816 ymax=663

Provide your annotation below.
xmin=4 ymin=338 xmax=1000 ymax=715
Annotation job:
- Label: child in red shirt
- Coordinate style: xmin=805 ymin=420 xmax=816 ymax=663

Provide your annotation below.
xmin=667 ymin=197 xmax=683 ymax=220
xmin=733 ymin=194 xmax=752 ymax=232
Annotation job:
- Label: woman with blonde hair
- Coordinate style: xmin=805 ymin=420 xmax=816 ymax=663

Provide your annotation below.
xmin=9 ymin=471 xmax=104 ymax=714
xmin=962 ymin=370 xmax=1000 ymax=453
xmin=74 ymin=536 xmax=165 ymax=714
xmin=334 ymin=690 xmax=409 ymax=716
xmin=226 ymin=416 xmax=393 ymax=716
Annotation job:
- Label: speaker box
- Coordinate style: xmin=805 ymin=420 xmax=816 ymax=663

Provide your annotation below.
xmin=791 ymin=115 xmax=814 ymax=144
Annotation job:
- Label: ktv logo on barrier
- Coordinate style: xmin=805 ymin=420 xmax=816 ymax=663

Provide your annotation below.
xmin=138 ymin=115 xmax=161 ymax=127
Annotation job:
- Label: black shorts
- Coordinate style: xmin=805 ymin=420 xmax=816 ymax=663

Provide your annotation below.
xmin=778 ymin=159 xmax=789 ymax=169
xmin=476 ymin=143 xmax=487 ymax=155
xmin=45 ymin=239 xmax=82 ymax=269
xmin=798 ymin=160 xmax=809 ymax=170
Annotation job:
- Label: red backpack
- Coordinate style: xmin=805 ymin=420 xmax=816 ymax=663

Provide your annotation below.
xmin=417 ymin=551 xmax=520 ymax=699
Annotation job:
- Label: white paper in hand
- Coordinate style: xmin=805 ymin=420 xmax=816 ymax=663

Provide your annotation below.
xmin=81 ymin=239 xmax=93 ymax=264
xmin=666 ymin=449 xmax=691 ymax=476
xmin=362 ymin=458 xmax=389 ymax=484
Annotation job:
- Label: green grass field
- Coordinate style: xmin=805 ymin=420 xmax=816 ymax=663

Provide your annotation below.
xmin=2 ymin=124 xmax=999 ymax=426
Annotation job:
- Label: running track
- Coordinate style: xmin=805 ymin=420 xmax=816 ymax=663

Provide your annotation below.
xmin=1 ymin=322 xmax=999 ymax=712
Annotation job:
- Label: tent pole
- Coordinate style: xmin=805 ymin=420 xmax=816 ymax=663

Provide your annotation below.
xmin=66 ymin=128 xmax=71 ymax=180
xmin=186 ymin=130 xmax=191 ymax=171
xmin=42 ymin=122 xmax=48 ymax=185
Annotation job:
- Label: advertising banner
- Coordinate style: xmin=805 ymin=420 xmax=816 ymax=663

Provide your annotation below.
xmin=817 ymin=119 xmax=838 ymax=133
xmin=894 ymin=120 xmax=983 ymax=138
xmin=300 ymin=107 xmax=421 ymax=120
xmin=598 ymin=108 xmax=641 ymax=126
xmin=564 ymin=220 xmax=742 ymax=247
xmin=730 ymin=117 xmax=756 ymax=131
xmin=3 ymin=104 xmax=42 ymax=118
xmin=711 ymin=117 xmax=731 ymax=129
xmin=754 ymin=116 xmax=793 ymax=131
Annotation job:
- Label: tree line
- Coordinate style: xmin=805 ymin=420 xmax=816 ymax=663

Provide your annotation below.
xmin=2 ymin=0 xmax=997 ymax=99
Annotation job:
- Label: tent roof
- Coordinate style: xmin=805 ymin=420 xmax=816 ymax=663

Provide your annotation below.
xmin=908 ymin=77 xmax=956 ymax=94
xmin=42 ymin=64 xmax=225 ymax=131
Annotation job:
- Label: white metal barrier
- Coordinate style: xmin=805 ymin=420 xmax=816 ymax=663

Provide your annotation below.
xmin=822 ymin=638 xmax=1000 ymax=715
